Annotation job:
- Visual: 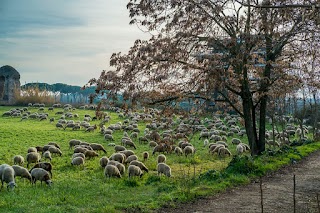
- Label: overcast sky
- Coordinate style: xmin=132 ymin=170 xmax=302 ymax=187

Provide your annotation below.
xmin=0 ymin=0 xmax=149 ymax=86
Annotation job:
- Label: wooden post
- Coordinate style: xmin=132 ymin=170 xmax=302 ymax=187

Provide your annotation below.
xmin=293 ymin=175 xmax=296 ymax=213
xmin=260 ymin=177 xmax=264 ymax=213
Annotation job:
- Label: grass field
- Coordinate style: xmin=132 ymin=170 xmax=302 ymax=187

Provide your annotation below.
xmin=0 ymin=105 xmax=319 ymax=213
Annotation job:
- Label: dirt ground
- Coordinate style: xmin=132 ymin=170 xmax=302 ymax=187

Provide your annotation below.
xmin=158 ymin=150 xmax=320 ymax=213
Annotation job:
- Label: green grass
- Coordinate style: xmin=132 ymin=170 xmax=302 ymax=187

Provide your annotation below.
xmin=0 ymin=105 xmax=319 ymax=212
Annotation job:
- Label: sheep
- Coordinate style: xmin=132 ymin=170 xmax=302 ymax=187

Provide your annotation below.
xmin=236 ymin=144 xmax=244 ymax=155
xmin=122 ymin=139 xmax=137 ymax=149
xmin=42 ymin=145 xmax=54 ymax=152
xmin=128 ymin=165 xmax=143 ymax=178
xmin=203 ymin=139 xmax=209 ymax=147
xmin=216 ymin=141 xmax=228 ymax=147
xmin=104 ymin=165 xmax=121 ymax=178
xmin=107 ymin=161 xmax=125 ymax=175
xmin=47 ymin=142 xmax=61 ymax=149
xmin=239 ymin=143 xmax=250 ymax=151
xmin=85 ymin=150 xmax=99 ymax=159
xmin=99 ymin=156 xmax=109 ymax=168
xmin=27 ymin=147 xmax=37 ymax=153
xmin=138 ymin=136 xmax=149 ymax=144
xmin=104 ymin=134 xmax=114 ymax=141
xmin=30 ymin=168 xmax=52 ymax=186
xmin=174 ymin=147 xmax=183 ymax=156
xmin=12 ymin=165 xmax=32 ymax=182
xmin=71 ymin=157 xmax=85 ymax=167
xmin=149 ymin=141 xmax=157 ymax=148
xmin=125 ymin=155 xmax=138 ymax=164
xmin=90 ymin=143 xmax=107 ymax=153
xmin=36 ymin=146 xmax=44 ymax=153
xmin=157 ymin=163 xmax=171 ymax=177
xmin=72 ymin=153 xmax=85 ymax=159
xmin=183 ymin=146 xmax=196 ymax=157
xmin=114 ymin=145 xmax=126 ymax=152
xmin=13 ymin=155 xmax=24 ymax=165
xmin=69 ymin=139 xmax=82 ymax=149
xmin=30 ymin=162 xmax=53 ymax=177
xmin=1 ymin=165 xmax=16 ymax=190
xmin=209 ymin=144 xmax=225 ymax=155
xmin=42 ymin=151 xmax=52 ymax=161
xmin=129 ymin=160 xmax=149 ymax=173
xmin=48 ymin=146 xmax=62 ymax=156
xmin=218 ymin=147 xmax=232 ymax=157
xmin=119 ymin=150 xmax=135 ymax=158
xmin=231 ymin=138 xmax=241 ymax=145
xmin=152 ymin=144 xmax=166 ymax=155
xmin=74 ymin=147 xmax=88 ymax=154
xmin=26 ymin=152 xmax=41 ymax=168
xmin=157 ymin=154 xmax=166 ymax=164
xmin=110 ymin=153 xmax=126 ymax=164
xmin=142 ymin=151 xmax=149 ymax=161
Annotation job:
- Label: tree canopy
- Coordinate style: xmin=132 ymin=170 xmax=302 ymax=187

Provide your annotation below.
xmin=89 ymin=0 xmax=320 ymax=155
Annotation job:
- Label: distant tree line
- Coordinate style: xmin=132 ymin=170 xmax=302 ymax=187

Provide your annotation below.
xmin=21 ymin=83 xmax=96 ymax=95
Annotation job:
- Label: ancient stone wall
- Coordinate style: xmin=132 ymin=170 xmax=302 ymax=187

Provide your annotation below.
xmin=0 ymin=65 xmax=21 ymax=105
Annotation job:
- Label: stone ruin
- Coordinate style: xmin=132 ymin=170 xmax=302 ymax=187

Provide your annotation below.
xmin=0 ymin=65 xmax=21 ymax=105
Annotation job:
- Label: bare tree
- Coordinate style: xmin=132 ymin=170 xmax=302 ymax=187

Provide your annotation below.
xmin=88 ymin=0 xmax=319 ymax=155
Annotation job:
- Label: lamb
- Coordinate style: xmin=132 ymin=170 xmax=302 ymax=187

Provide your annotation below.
xmin=71 ymin=157 xmax=85 ymax=167
xmin=129 ymin=160 xmax=149 ymax=173
xmin=42 ymin=151 xmax=52 ymax=161
xmin=30 ymin=162 xmax=53 ymax=177
xmin=183 ymin=146 xmax=196 ymax=157
xmin=104 ymin=165 xmax=121 ymax=178
xmin=174 ymin=147 xmax=183 ymax=156
xmin=157 ymin=154 xmax=166 ymax=164
xmin=99 ymin=156 xmax=109 ymax=168
xmin=128 ymin=165 xmax=143 ymax=178
xmin=142 ymin=151 xmax=149 ymax=161
xmin=114 ymin=145 xmax=126 ymax=152
xmin=69 ymin=139 xmax=82 ymax=149
xmin=157 ymin=163 xmax=171 ymax=177
xmin=48 ymin=146 xmax=62 ymax=156
xmin=26 ymin=152 xmax=41 ymax=168
xmin=72 ymin=153 xmax=85 ymax=159
xmin=218 ymin=147 xmax=232 ymax=157
xmin=1 ymin=165 xmax=16 ymax=190
xmin=85 ymin=150 xmax=99 ymax=159
xmin=30 ymin=168 xmax=52 ymax=186
xmin=107 ymin=161 xmax=125 ymax=175
xmin=13 ymin=155 xmax=24 ymax=165
xmin=90 ymin=143 xmax=107 ymax=153
xmin=12 ymin=165 xmax=32 ymax=182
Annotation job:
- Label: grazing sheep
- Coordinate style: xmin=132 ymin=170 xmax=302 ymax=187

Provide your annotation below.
xmin=122 ymin=139 xmax=137 ymax=149
xmin=239 ymin=143 xmax=250 ymax=151
xmin=107 ymin=161 xmax=126 ymax=175
xmin=72 ymin=153 xmax=85 ymax=159
xmin=99 ymin=156 xmax=109 ymax=168
xmin=36 ymin=146 xmax=44 ymax=153
xmin=12 ymin=165 xmax=32 ymax=182
xmin=125 ymin=155 xmax=138 ymax=164
xmin=30 ymin=168 xmax=52 ymax=186
xmin=218 ymin=147 xmax=232 ymax=157
xmin=114 ymin=145 xmax=126 ymax=152
xmin=231 ymin=138 xmax=241 ymax=145
xmin=110 ymin=153 xmax=126 ymax=164
xmin=152 ymin=145 xmax=166 ymax=155
xmin=216 ymin=141 xmax=228 ymax=147
xmin=119 ymin=150 xmax=135 ymax=158
xmin=69 ymin=139 xmax=82 ymax=149
xmin=90 ymin=143 xmax=107 ymax=153
xmin=74 ymin=147 xmax=88 ymax=154
xmin=138 ymin=136 xmax=149 ymax=144
xmin=85 ymin=150 xmax=99 ymax=159
xmin=149 ymin=141 xmax=157 ymax=148
xmin=47 ymin=142 xmax=61 ymax=149
xmin=71 ymin=157 xmax=85 ymax=167
xmin=104 ymin=165 xmax=121 ymax=178
xmin=42 ymin=151 xmax=52 ymax=161
xmin=236 ymin=144 xmax=244 ymax=155
xmin=26 ymin=152 xmax=41 ymax=168
xmin=157 ymin=163 xmax=171 ymax=177
xmin=30 ymin=162 xmax=53 ymax=177
xmin=142 ymin=151 xmax=149 ymax=161
xmin=42 ymin=145 xmax=54 ymax=152
xmin=27 ymin=147 xmax=37 ymax=153
xmin=174 ymin=147 xmax=183 ymax=156
xmin=104 ymin=134 xmax=114 ymax=141
xmin=128 ymin=165 xmax=143 ymax=178
xmin=48 ymin=146 xmax=62 ymax=156
xmin=157 ymin=154 xmax=166 ymax=164
xmin=129 ymin=160 xmax=149 ymax=173
xmin=13 ymin=155 xmax=24 ymax=165
xmin=203 ymin=139 xmax=209 ymax=147
xmin=183 ymin=146 xmax=196 ymax=157
xmin=1 ymin=166 xmax=16 ymax=190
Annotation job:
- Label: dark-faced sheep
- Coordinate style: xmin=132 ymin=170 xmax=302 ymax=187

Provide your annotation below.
xmin=142 ymin=151 xmax=149 ymax=161
xmin=157 ymin=154 xmax=166 ymax=164
xmin=12 ymin=165 xmax=32 ymax=182
xmin=30 ymin=168 xmax=52 ymax=186
xmin=157 ymin=163 xmax=171 ymax=177
xmin=85 ymin=150 xmax=99 ymax=159
xmin=104 ymin=165 xmax=121 ymax=178
xmin=30 ymin=162 xmax=53 ymax=177
xmin=128 ymin=165 xmax=143 ymax=178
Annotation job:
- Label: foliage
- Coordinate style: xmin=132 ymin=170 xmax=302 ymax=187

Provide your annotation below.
xmin=14 ymin=87 xmax=55 ymax=106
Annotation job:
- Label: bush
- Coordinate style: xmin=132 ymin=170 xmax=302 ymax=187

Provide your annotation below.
xmin=225 ymin=155 xmax=258 ymax=175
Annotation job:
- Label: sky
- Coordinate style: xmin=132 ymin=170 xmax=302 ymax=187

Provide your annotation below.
xmin=0 ymin=0 xmax=149 ymax=86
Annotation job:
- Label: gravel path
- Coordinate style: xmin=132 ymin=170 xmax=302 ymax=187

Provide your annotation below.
xmin=158 ymin=150 xmax=320 ymax=213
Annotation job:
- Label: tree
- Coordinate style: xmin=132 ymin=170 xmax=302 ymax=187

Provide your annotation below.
xmin=88 ymin=0 xmax=319 ymax=155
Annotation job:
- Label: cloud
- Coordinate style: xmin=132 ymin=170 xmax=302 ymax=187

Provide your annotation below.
xmin=0 ymin=0 xmax=149 ymax=86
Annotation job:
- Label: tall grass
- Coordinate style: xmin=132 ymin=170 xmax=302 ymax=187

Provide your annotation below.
xmin=14 ymin=87 xmax=56 ymax=106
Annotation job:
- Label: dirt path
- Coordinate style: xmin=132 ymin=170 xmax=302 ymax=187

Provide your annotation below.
xmin=158 ymin=151 xmax=320 ymax=213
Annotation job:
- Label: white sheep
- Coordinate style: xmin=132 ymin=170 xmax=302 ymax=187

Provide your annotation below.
xmin=157 ymin=163 xmax=171 ymax=177
xmin=1 ymin=165 xmax=16 ymax=190
xmin=12 ymin=165 xmax=32 ymax=182
xmin=128 ymin=165 xmax=143 ymax=178
xmin=236 ymin=144 xmax=244 ymax=155
xmin=110 ymin=153 xmax=126 ymax=164
xmin=30 ymin=168 xmax=52 ymax=186
xmin=13 ymin=155 xmax=24 ymax=165
xmin=104 ymin=165 xmax=121 ymax=178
